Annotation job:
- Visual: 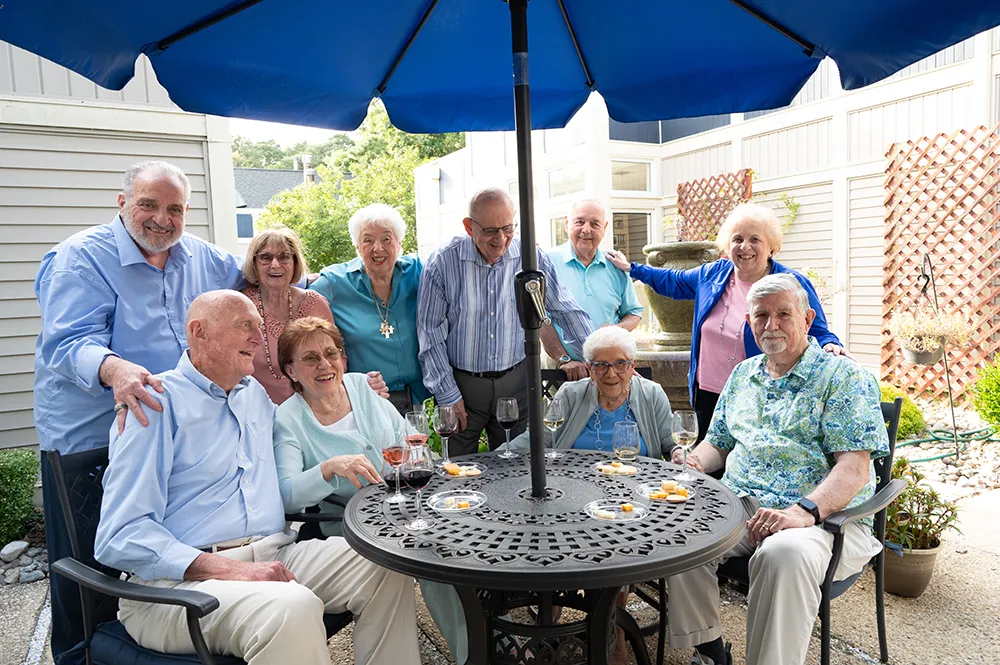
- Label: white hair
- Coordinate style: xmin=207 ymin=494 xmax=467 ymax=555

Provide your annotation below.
xmin=348 ymin=203 xmax=407 ymax=247
xmin=582 ymin=326 xmax=637 ymax=362
xmin=568 ymin=196 xmax=611 ymax=224
xmin=747 ymin=273 xmax=809 ymax=313
xmin=122 ymin=161 xmax=191 ymax=202
xmin=715 ymin=202 xmax=783 ymax=254
xmin=468 ymin=187 xmax=514 ymax=219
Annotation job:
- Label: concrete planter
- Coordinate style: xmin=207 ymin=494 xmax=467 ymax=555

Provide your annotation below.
xmin=641 ymin=241 xmax=720 ymax=350
xmin=884 ymin=540 xmax=941 ymax=597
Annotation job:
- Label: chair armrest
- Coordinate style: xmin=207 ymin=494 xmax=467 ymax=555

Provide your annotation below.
xmin=50 ymin=558 xmax=220 ymax=617
xmin=822 ymin=478 xmax=907 ymax=534
xmin=285 ymin=494 xmax=349 ymax=523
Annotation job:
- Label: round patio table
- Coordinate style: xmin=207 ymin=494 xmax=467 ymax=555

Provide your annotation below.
xmin=343 ymin=450 xmax=743 ymax=665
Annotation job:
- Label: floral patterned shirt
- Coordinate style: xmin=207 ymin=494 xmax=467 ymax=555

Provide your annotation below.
xmin=709 ymin=338 xmax=889 ymax=512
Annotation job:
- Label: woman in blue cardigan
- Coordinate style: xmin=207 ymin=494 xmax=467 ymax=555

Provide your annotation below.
xmin=607 ymin=202 xmax=851 ymax=440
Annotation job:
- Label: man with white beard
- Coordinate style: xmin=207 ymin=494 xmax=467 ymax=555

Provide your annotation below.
xmin=661 ymin=273 xmax=889 ymax=665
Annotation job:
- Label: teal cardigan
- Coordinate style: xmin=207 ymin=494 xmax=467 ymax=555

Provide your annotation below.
xmin=273 ymin=372 xmax=408 ymax=536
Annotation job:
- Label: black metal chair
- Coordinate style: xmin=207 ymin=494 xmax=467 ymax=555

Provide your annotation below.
xmin=636 ymin=397 xmax=905 ymax=665
xmin=47 ymin=447 xmax=351 ymax=665
xmin=539 ymin=366 xmax=653 ymax=401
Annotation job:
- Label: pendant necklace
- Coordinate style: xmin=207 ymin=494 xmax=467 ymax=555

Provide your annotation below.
xmin=718 ymin=274 xmax=742 ymax=363
xmin=368 ymin=278 xmax=394 ymax=339
xmin=592 ymin=381 xmax=633 ymax=452
xmin=256 ymin=287 xmax=293 ymax=379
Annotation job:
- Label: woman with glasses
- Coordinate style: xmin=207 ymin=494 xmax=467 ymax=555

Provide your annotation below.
xmin=241 ymin=227 xmax=387 ymax=404
xmin=507 ymin=326 xmax=676 ymax=458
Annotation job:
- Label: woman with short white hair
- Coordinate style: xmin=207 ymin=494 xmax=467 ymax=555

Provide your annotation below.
xmin=309 ymin=203 xmax=426 ymax=415
xmin=606 ymin=202 xmax=848 ymax=441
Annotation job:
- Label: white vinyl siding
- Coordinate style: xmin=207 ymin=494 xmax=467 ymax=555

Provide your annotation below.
xmin=742 ymin=119 xmax=833 ymax=179
xmin=846 ymin=175 xmax=885 ymax=373
xmin=661 ymin=144 xmax=732 ymax=197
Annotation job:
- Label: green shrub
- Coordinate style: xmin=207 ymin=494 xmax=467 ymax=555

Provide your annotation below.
xmin=972 ymin=359 xmax=1000 ymax=430
xmin=879 ymin=383 xmax=925 ymax=439
xmin=0 ymin=449 xmax=39 ymax=544
xmin=421 ymin=397 xmax=489 ymax=455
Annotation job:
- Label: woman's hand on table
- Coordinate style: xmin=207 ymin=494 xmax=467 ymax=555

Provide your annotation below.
xmin=822 ymin=343 xmax=855 ymax=361
xmin=320 ymin=454 xmax=383 ymax=488
xmin=604 ymin=250 xmax=631 ymax=273
xmin=671 ymin=447 xmax=704 ymax=472
xmin=366 ymin=371 xmax=390 ymax=398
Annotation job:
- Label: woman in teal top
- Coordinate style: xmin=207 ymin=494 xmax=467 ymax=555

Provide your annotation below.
xmin=309 ymin=203 xmax=426 ymax=415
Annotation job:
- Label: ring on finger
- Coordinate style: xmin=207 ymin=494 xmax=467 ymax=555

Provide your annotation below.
xmin=113 ymin=403 xmax=128 ymax=413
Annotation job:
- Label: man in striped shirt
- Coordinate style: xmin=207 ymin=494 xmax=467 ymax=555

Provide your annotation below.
xmin=417 ymin=187 xmax=595 ymax=456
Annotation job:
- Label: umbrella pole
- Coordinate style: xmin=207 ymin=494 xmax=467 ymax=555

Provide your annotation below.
xmin=508 ymin=0 xmax=547 ymax=498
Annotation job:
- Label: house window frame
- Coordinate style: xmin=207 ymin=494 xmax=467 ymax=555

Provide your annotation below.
xmin=610 ymin=159 xmax=652 ymax=194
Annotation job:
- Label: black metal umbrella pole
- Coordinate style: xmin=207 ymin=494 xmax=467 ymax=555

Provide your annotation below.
xmin=508 ymin=0 xmax=547 ymax=498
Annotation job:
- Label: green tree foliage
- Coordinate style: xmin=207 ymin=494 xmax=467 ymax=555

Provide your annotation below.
xmin=972 ymin=358 xmax=1000 ymax=430
xmin=0 ymin=449 xmax=39 ymax=544
xmin=232 ymin=134 xmax=356 ymax=170
xmin=879 ymin=383 xmax=926 ymax=439
xmin=256 ymin=101 xmax=465 ymax=269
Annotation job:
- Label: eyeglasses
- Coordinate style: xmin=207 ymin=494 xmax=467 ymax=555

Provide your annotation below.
xmin=295 ymin=348 xmax=341 ymax=367
xmin=588 ymin=359 xmax=634 ymax=376
xmin=255 ymin=251 xmax=293 ymax=264
xmin=469 ymin=218 xmax=517 ymax=239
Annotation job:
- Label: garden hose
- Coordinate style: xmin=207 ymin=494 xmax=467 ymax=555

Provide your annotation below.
xmin=896 ymin=426 xmax=999 ymax=463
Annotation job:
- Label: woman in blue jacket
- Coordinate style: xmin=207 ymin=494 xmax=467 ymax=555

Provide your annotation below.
xmin=607 ymin=202 xmax=850 ymax=440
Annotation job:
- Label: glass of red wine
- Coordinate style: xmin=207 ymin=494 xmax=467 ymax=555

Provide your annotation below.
xmin=496 ymin=397 xmax=519 ymax=459
xmin=402 ymin=444 xmax=434 ymax=530
xmin=432 ymin=404 xmax=458 ymax=466
xmin=381 ymin=429 xmax=407 ymax=504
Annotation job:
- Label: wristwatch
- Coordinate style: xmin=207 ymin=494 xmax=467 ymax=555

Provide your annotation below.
xmin=558 ymin=354 xmax=572 ymax=367
xmin=796 ymin=497 xmax=822 ymax=525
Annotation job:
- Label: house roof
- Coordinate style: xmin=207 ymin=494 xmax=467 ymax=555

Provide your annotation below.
xmin=233 ymin=168 xmax=320 ymax=209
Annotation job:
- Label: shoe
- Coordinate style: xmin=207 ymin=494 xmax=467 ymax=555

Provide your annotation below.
xmin=688 ymin=642 xmax=733 ymax=665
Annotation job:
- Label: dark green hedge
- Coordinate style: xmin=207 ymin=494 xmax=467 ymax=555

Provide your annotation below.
xmin=0 ymin=449 xmax=39 ymax=544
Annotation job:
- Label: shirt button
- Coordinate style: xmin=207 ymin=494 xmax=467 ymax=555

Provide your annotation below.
xmin=489 ymin=289 xmax=494 ymax=294
xmin=365 ymin=444 xmax=373 ymax=450
xmin=489 ymin=334 xmax=494 ymax=339
xmin=490 ymin=312 xmax=495 ymax=316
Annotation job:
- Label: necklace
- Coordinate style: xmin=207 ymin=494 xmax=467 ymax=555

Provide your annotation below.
xmin=367 ymin=277 xmax=394 ymax=339
xmin=592 ymin=382 xmax=633 ymax=452
xmin=717 ymin=274 xmax=742 ymax=363
xmin=255 ymin=287 xmax=293 ymax=379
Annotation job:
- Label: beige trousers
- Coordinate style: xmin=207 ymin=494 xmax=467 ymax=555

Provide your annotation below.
xmin=119 ymin=531 xmax=420 ymax=665
xmin=664 ymin=497 xmax=881 ymax=665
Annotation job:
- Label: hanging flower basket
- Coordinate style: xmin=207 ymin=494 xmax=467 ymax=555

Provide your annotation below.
xmin=901 ymin=345 xmax=944 ymax=365
xmin=889 ymin=309 xmax=972 ymax=365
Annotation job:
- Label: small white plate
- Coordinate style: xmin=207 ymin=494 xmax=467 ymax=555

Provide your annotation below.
xmin=635 ymin=483 xmax=696 ymax=502
xmin=591 ymin=460 xmax=639 ymax=476
xmin=426 ymin=490 xmax=487 ymax=513
xmin=584 ymin=500 xmax=649 ymax=522
xmin=436 ymin=462 xmax=486 ymax=479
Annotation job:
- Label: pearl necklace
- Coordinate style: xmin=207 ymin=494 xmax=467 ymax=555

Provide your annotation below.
xmin=718 ymin=275 xmax=742 ymax=363
xmin=255 ymin=287 xmax=293 ymax=379
xmin=592 ymin=382 xmax=634 ymax=452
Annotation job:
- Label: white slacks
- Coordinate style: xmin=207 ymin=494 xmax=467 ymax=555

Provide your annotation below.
xmin=664 ymin=497 xmax=881 ymax=665
xmin=119 ymin=531 xmax=420 ymax=665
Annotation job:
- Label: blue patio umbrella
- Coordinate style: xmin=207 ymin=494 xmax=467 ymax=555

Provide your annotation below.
xmin=5 ymin=0 xmax=1000 ymax=494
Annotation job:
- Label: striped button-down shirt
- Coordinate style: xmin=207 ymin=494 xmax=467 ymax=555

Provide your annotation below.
xmin=417 ymin=236 xmax=594 ymax=405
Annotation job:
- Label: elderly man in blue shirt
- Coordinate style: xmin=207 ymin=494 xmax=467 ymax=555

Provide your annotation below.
xmin=541 ymin=197 xmax=643 ymax=380
xmin=661 ymin=274 xmax=889 ymax=665
xmin=95 ymin=290 xmax=418 ymax=665
xmin=417 ymin=187 xmax=595 ymax=456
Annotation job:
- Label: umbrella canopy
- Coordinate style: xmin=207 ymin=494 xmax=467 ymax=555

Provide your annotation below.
xmin=2 ymin=0 xmax=1000 ymax=133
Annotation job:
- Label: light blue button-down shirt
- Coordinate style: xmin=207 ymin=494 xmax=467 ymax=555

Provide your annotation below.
xmin=33 ymin=216 xmax=243 ymax=454
xmin=417 ymin=236 xmax=594 ymax=406
xmin=548 ymin=243 xmax=644 ymax=361
xmin=95 ymin=352 xmax=286 ymax=581
xmin=309 ymin=254 xmax=428 ymax=403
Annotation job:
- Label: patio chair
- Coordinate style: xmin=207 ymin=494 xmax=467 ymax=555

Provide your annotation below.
xmin=539 ymin=366 xmax=652 ymax=401
xmin=636 ymin=397 xmax=904 ymax=665
xmin=47 ymin=447 xmax=352 ymax=665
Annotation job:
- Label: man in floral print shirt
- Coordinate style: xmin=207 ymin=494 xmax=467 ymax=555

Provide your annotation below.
xmin=663 ymin=273 xmax=889 ymax=665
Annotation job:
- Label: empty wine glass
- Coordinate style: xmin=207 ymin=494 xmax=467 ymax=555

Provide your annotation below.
xmin=405 ymin=410 xmax=429 ymax=447
xmin=543 ymin=398 xmax=566 ymax=459
xmin=402 ymin=444 xmax=434 ymax=530
xmin=495 ymin=397 xmax=520 ymax=459
xmin=613 ymin=421 xmax=640 ymax=463
xmin=433 ymin=404 xmax=459 ymax=465
xmin=671 ymin=411 xmax=699 ymax=482
xmin=380 ymin=429 xmax=407 ymax=504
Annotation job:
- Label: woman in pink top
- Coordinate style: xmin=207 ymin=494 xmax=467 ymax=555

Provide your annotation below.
xmin=241 ymin=227 xmax=387 ymax=404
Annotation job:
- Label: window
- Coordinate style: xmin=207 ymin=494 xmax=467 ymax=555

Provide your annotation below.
xmin=611 ymin=161 xmax=650 ymax=192
xmin=612 ymin=212 xmax=650 ymax=264
xmin=548 ymin=164 xmax=585 ymax=198
xmin=550 ymin=216 xmax=568 ymax=246
xmin=236 ymin=213 xmax=254 ymax=239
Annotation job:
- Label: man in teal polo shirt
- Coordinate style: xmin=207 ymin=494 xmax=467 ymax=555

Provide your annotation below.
xmin=542 ymin=197 xmax=643 ymax=379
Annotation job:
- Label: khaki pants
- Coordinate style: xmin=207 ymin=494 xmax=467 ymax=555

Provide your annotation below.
xmin=119 ymin=531 xmax=419 ymax=665
xmin=664 ymin=497 xmax=881 ymax=665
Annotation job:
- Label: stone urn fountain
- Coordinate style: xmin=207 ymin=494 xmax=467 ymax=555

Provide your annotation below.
xmin=641 ymin=241 xmax=720 ymax=349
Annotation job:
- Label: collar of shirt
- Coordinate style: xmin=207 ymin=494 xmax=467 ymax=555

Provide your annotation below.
xmin=110 ymin=215 xmax=193 ymax=270
xmin=750 ymin=337 xmax=823 ymax=386
xmin=458 ymin=235 xmax=520 ymax=267
xmin=561 ymin=243 xmax=607 ymax=269
xmin=177 ymin=351 xmax=251 ymax=400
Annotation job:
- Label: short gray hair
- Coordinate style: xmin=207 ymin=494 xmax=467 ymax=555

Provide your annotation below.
xmin=123 ymin=161 xmax=191 ymax=202
xmin=582 ymin=326 xmax=637 ymax=362
xmin=348 ymin=203 xmax=407 ymax=247
xmin=569 ymin=196 xmax=610 ymax=224
xmin=468 ymin=187 xmax=514 ymax=219
xmin=715 ymin=202 xmax=783 ymax=254
xmin=747 ymin=273 xmax=809 ymax=313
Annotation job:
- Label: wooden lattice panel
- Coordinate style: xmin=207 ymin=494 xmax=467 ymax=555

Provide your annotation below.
xmin=882 ymin=123 xmax=1000 ymax=401
xmin=676 ymin=169 xmax=753 ymax=241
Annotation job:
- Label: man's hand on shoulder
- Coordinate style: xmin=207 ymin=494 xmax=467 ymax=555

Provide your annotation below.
xmin=184 ymin=553 xmax=296 ymax=582
xmin=99 ymin=356 xmax=164 ymax=433
xmin=746 ymin=505 xmax=815 ymax=546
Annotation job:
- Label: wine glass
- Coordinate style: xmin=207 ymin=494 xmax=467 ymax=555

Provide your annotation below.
xmin=671 ymin=411 xmax=699 ymax=482
xmin=613 ymin=421 xmax=640 ymax=463
xmin=405 ymin=410 xmax=429 ymax=447
xmin=543 ymin=398 xmax=566 ymax=459
xmin=402 ymin=444 xmax=435 ymax=530
xmin=433 ymin=404 xmax=459 ymax=465
xmin=380 ymin=429 xmax=407 ymax=504
xmin=495 ymin=397 xmax=520 ymax=459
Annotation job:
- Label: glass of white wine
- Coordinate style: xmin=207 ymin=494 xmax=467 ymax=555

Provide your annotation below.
xmin=543 ymin=398 xmax=566 ymax=459
xmin=671 ymin=411 xmax=699 ymax=482
xmin=612 ymin=421 xmax=640 ymax=462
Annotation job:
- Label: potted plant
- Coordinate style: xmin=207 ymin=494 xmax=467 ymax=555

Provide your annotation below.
xmin=888 ymin=308 xmax=972 ymax=365
xmin=884 ymin=459 xmax=960 ymax=597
